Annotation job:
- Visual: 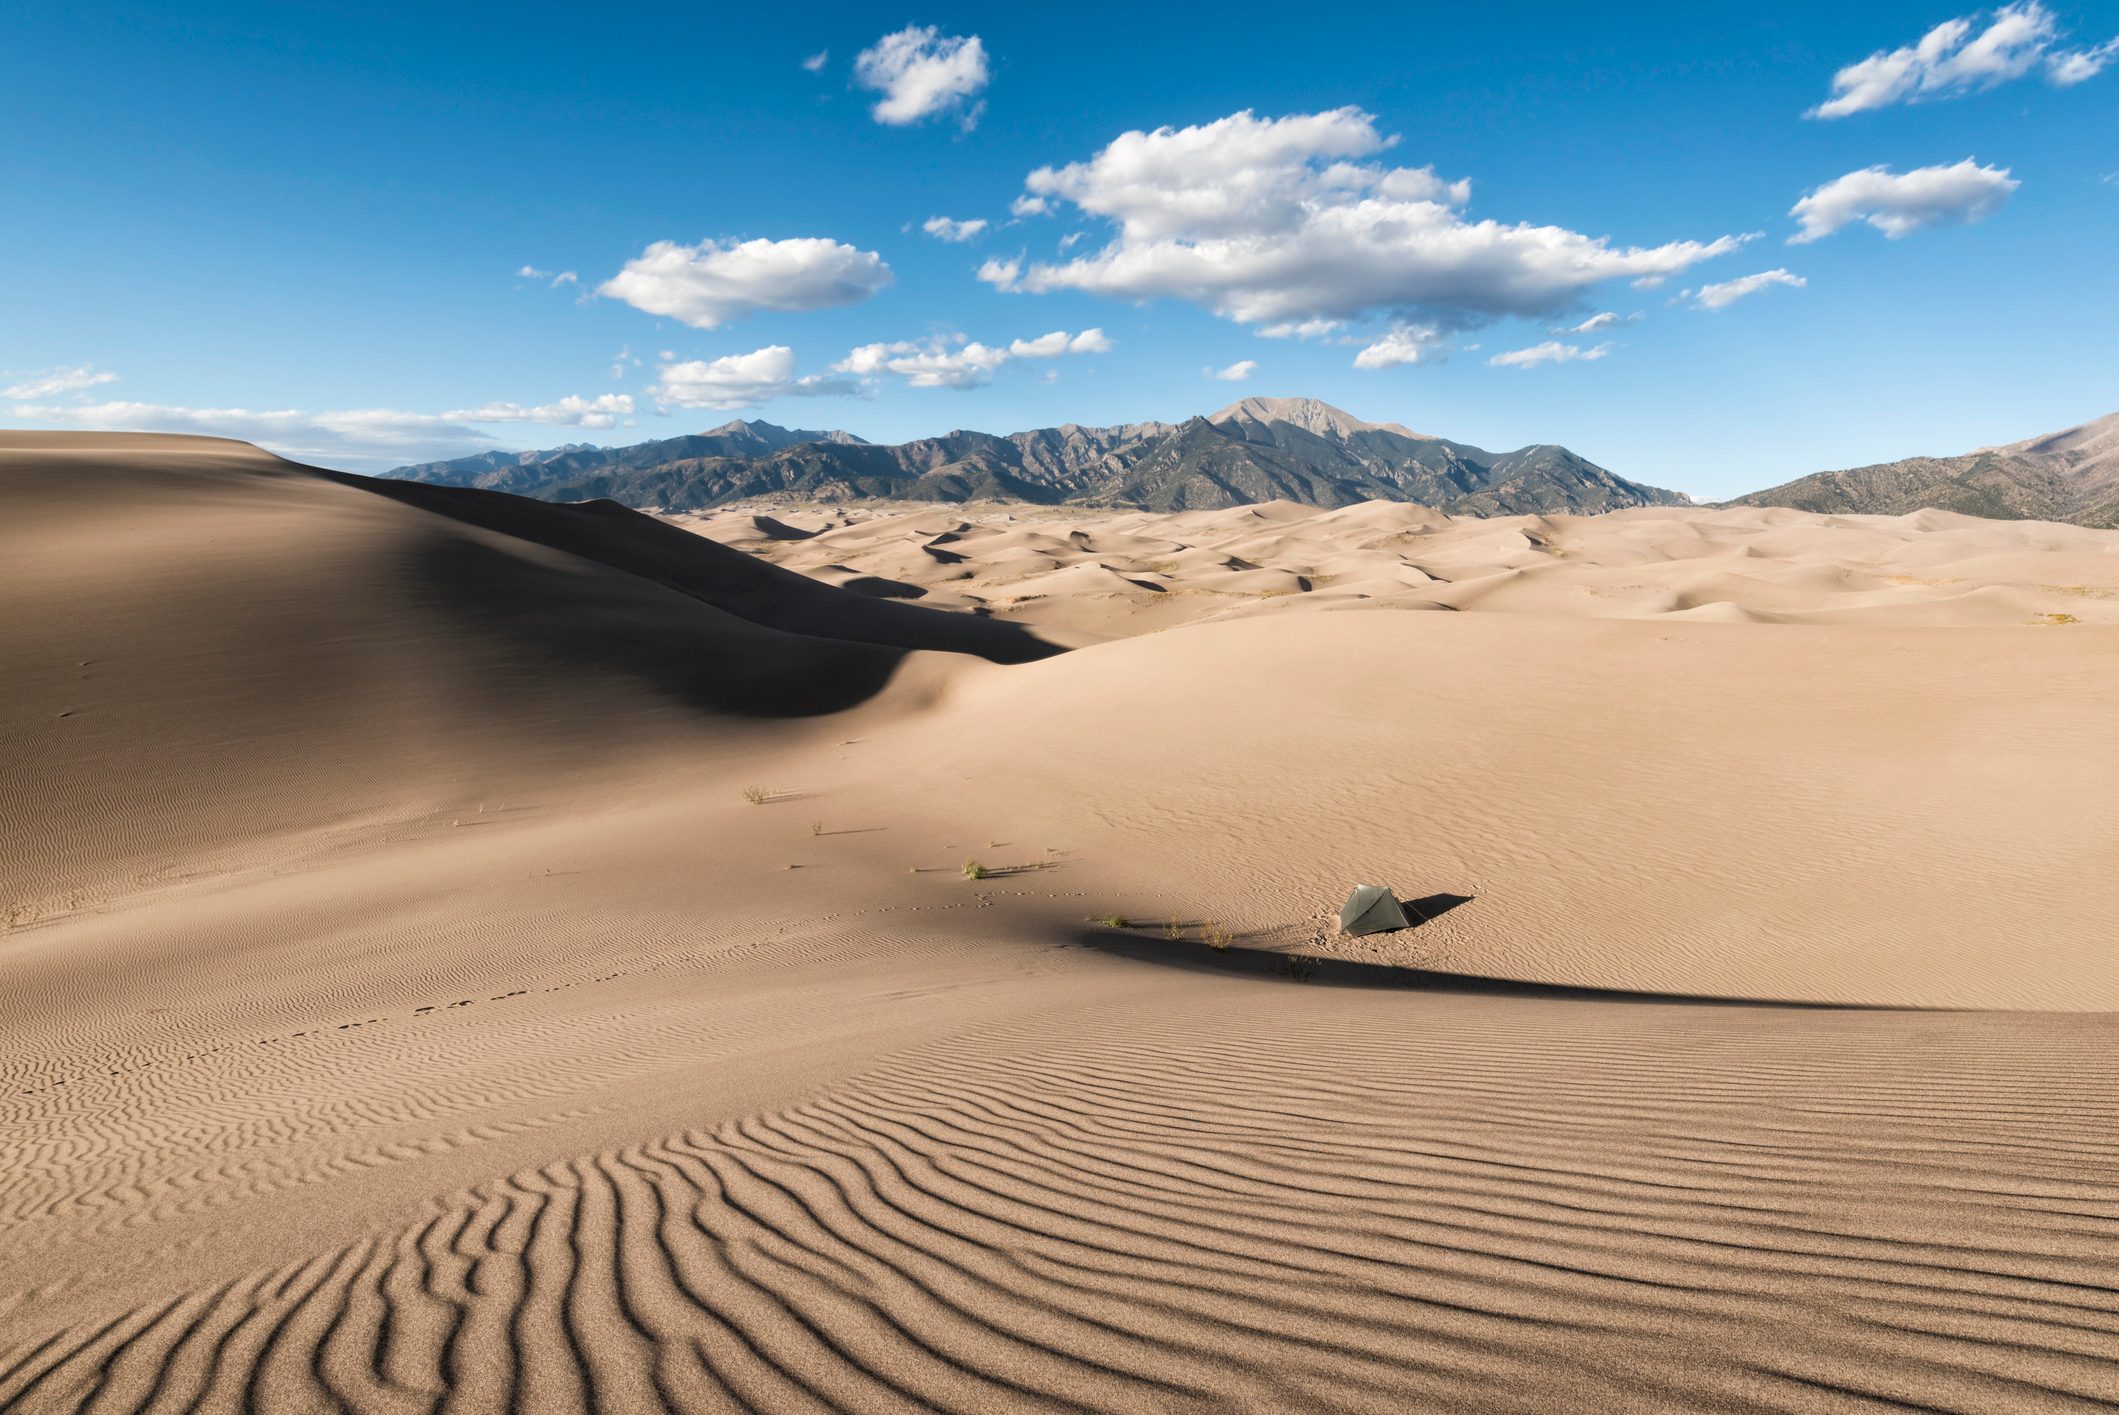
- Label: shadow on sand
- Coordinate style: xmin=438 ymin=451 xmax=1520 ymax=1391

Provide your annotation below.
xmin=1066 ymin=927 xmax=1945 ymax=1011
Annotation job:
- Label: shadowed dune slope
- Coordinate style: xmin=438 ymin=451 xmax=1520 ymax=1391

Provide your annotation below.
xmin=0 ymin=434 xmax=1046 ymax=902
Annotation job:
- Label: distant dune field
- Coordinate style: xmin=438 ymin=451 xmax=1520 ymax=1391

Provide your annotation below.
xmin=5 ymin=434 xmax=2118 ymax=1413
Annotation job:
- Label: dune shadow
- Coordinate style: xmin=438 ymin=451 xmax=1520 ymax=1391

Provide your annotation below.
xmin=322 ymin=471 xmax=1071 ymax=722
xmin=338 ymin=473 xmax=1064 ymax=665
xmin=1066 ymin=929 xmax=1948 ymax=1011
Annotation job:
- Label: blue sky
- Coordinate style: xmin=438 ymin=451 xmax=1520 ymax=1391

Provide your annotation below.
xmin=3 ymin=0 xmax=2114 ymax=496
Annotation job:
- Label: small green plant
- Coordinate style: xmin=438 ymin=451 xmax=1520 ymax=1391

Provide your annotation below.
xmin=962 ymin=859 xmax=988 ymax=880
xmin=1202 ymin=920 xmax=1232 ymax=950
xmin=1090 ymin=913 xmax=1128 ymax=928
xmin=1163 ymin=917 xmax=1184 ymax=940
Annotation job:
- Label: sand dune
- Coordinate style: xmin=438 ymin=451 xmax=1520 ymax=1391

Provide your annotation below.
xmin=679 ymin=499 xmax=2119 ymax=640
xmin=5 ymin=435 xmax=2118 ymax=1413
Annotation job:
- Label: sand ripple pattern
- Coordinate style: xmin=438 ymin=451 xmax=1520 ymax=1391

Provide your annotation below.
xmin=6 ymin=996 xmax=2119 ymax=1413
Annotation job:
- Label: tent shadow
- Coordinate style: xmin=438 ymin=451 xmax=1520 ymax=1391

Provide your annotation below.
xmin=1400 ymin=892 xmax=1473 ymax=927
xmin=1065 ymin=928 xmax=1951 ymax=1012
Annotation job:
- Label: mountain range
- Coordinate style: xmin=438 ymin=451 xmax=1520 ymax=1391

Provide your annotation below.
xmin=389 ymin=399 xmax=2119 ymax=529
xmin=389 ymin=397 xmax=1689 ymax=516
xmin=1729 ymin=412 xmax=2119 ymax=529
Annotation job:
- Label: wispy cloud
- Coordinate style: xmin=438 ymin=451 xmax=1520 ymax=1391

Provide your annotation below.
xmin=1555 ymin=311 xmax=1638 ymax=335
xmin=801 ymin=50 xmax=828 ymax=74
xmin=3 ymin=364 xmax=119 ymax=399
xmin=1810 ymin=3 xmax=2116 ymax=117
xmin=516 ymin=265 xmax=578 ymax=288
xmin=446 ymin=394 xmax=633 ymax=425
xmin=922 ymin=215 xmax=989 ymax=243
xmin=1690 ymin=269 xmax=1806 ymax=310
xmin=9 ymin=391 xmax=636 ymax=470
xmin=1206 ymin=360 xmax=1257 ymax=382
xmin=1486 ymin=341 xmax=1612 ymax=369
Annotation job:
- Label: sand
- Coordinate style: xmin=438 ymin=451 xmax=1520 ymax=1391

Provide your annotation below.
xmin=4 ymin=434 xmax=2118 ymax=1413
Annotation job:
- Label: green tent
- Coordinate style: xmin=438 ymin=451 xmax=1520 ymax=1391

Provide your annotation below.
xmin=1340 ymin=884 xmax=1410 ymax=936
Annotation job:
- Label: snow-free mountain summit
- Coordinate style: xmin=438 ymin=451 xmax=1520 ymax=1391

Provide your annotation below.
xmin=388 ymin=397 xmax=1689 ymax=516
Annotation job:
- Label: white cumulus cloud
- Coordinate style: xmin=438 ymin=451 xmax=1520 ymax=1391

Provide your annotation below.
xmin=982 ymin=107 xmax=1746 ymax=332
xmin=922 ymin=216 xmax=989 ymax=243
xmin=1790 ymin=160 xmax=2019 ymax=242
xmin=1810 ymin=3 xmax=2115 ymax=117
xmin=854 ymin=26 xmax=989 ymax=128
xmin=1352 ymin=324 xmax=1445 ymax=369
xmin=1691 ymin=269 xmax=1807 ymax=310
xmin=835 ymin=339 xmax=1011 ymax=389
xmin=652 ymin=347 xmax=856 ymax=410
xmin=1206 ymin=360 xmax=1257 ymax=382
xmin=1486 ymin=341 xmax=1612 ymax=369
xmin=833 ymin=329 xmax=1109 ymax=390
xmin=4 ymin=364 xmax=119 ymax=399
xmin=599 ymin=237 xmax=892 ymax=329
